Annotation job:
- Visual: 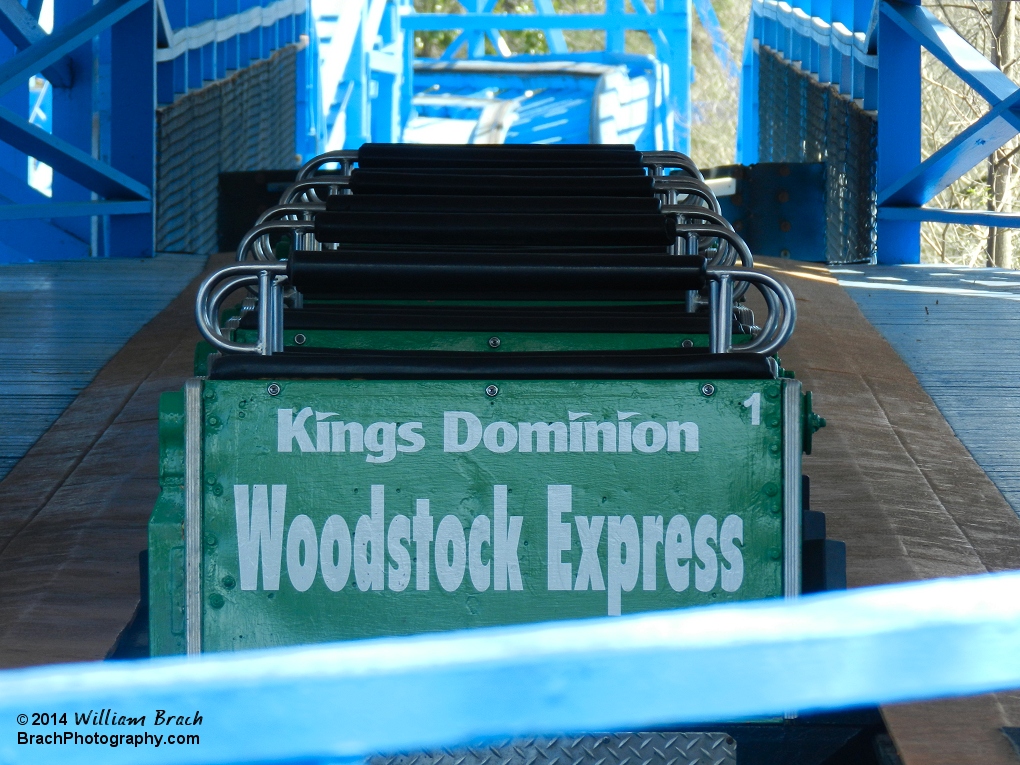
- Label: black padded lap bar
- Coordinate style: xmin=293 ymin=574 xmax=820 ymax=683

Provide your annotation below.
xmin=304 ymin=244 xmax=671 ymax=256
xmin=356 ymin=143 xmax=641 ymax=169
xmin=351 ymin=166 xmax=647 ymax=177
xmin=236 ymin=303 xmax=744 ymax=334
xmin=348 ymin=171 xmax=656 ymax=197
xmin=324 ymin=195 xmax=661 ymax=215
xmin=287 ymin=251 xmax=706 ymax=300
xmin=313 ymin=212 xmax=676 ymax=247
xmin=207 ymin=349 xmax=775 ymax=381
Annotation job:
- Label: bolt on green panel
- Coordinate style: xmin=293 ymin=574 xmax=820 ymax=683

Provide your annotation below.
xmin=179 ymin=377 xmax=785 ymax=654
xmin=232 ymin=329 xmax=754 ymax=354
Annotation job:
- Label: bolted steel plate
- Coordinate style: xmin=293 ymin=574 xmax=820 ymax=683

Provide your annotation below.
xmin=368 ymin=732 xmax=737 ymax=765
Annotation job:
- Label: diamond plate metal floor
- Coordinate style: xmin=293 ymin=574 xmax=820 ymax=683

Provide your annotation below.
xmin=370 ymin=733 xmax=736 ymax=765
xmin=0 ymin=254 xmax=205 ymax=481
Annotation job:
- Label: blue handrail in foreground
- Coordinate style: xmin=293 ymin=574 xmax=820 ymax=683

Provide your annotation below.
xmin=4 ymin=571 xmax=1020 ymax=764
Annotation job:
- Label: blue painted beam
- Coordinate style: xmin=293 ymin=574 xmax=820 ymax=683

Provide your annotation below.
xmin=5 ymin=573 xmax=1020 ymax=764
xmin=0 ymin=105 xmax=150 ymax=199
xmin=107 ymin=0 xmax=154 ymax=257
xmin=0 ymin=0 xmax=72 ymax=86
xmin=0 ymin=200 xmax=151 ymax=219
xmin=881 ymin=0 xmax=1016 ymax=106
xmin=877 ymin=88 xmax=1020 ymax=207
xmin=403 ymin=14 xmax=675 ymax=30
xmin=0 ymin=0 xmax=148 ymax=98
xmin=878 ymin=205 xmax=1020 ymax=228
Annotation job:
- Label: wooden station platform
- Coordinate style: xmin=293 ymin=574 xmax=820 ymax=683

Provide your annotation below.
xmin=1 ymin=254 xmax=1019 ymax=764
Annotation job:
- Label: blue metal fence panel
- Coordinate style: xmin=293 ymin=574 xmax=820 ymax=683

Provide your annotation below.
xmin=740 ymin=0 xmax=1020 ymax=263
xmin=5 ymin=571 xmax=1020 ymax=763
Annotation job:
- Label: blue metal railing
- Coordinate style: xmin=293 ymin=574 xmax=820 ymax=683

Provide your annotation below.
xmin=3 ymin=571 xmax=1020 ymax=764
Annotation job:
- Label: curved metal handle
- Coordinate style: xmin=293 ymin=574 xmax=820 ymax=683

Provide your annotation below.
xmin=652 ymin=177 xmax=720 ymax=213
xmin=255 ymin=203 xmax=325 ymax=226
xmin=672 ymin=222 xmax=752 ymax=269
xmin=708 ymin=268 xmax=797 ymax=356
xmin=279 ymin=177 xmax=351 ymax=204
xmin=196 ymin=263 xmax=289 ymax=355
xmin=640 ymin=151 xmax=705 ymax=181
xmin=237 ymin=221 xmax=315 ymax=262
xmin=252 ymin=205 xmax=325 ymax=258
xmin=297 ymin=150 xmax=360 ymax=180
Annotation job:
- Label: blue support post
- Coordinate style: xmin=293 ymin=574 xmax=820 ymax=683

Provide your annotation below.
xmin=107 ymin=0 xmax=154 ymax=257
xmin=343 ymin=0 xmax=371 ymax=148
xmin=606 ymin=0 xmax=625 ymax=53
xmin=662 ymin=0 xmax=690 ymax=152
xmin=736 ymin=19 xmax=758 ymax=163
xmin=876 ymin=0 xmax=920 ymax=264
xmin=50 ymin=0 xmax=95 ymax=250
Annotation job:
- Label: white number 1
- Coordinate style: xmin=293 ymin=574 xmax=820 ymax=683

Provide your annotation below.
xmin=743 ymin=392 xmax=761 ymax=425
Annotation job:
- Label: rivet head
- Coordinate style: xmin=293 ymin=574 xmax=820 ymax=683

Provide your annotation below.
xmin=204 ymin=533 xmax=218 ymax=547
xmin=701 ymin=383 xmax=715 ymax=396
xmin=681 ymin=339 xmax=694 ymax=348
xmin=221 ymin=575 xmax=236 ymax=590
xmin=762 ymin=482 xmax=780 ymax=497
xmin=485 ymin=385 xmax=499 ymax=397
xmin=488 ymin=336 xmax=501 ymax=349
xmin=209 ymin=593 xmax=225 ymax=609
xmin=293 ymin=333 xmax=307 ymax=346
xmin=769 ymin=548 xmax=782 ymax=561
xmin=267 ymin=383 xmax=281 ymax=396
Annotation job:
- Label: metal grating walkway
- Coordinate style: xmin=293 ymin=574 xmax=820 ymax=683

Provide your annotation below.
xmin=838 ymin=264 xmax=1020 ymax=517
xmin=0 ymin=254 xmax=206 ymax=481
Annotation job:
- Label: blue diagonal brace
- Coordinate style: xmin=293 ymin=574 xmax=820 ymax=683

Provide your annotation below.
xmin=0 ymin=105 xmax=150 ymax=199
xmin=0 ymin=0 xmax=148 ymax=99
xmin=530 ymin=0 xmax=568 ymax=54
xmin=0 ymin=0 xmax=71 ymax=86
xmin=882 ymin=0 xmax=1017 ymax=107
xmin=692 ymin=0 xmax=737 ymax=78
xmin=878 ymin=89 xmax=1020 ymax=206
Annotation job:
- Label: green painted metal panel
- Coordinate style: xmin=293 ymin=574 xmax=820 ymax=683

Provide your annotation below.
xmin=149 ymin=391 xmax=187 ymax=656
xmin=184 ymin=377 xmax=785 ymax=653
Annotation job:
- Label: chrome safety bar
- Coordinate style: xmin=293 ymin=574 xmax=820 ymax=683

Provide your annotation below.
xmin=195 ymin=263 xmax=796 ymax=359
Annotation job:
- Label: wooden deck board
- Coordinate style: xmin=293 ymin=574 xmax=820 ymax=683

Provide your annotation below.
xmin=766 ymin=258 xmax=1020 ymax=765
xmin=0 ymin=253 xmax=228 ymax=668
xmin=0 ymin=255 xmax=205 ymax=482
